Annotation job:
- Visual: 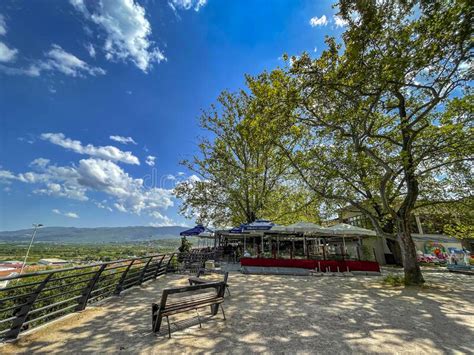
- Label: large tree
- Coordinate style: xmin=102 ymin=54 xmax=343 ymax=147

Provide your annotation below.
xmin=175 ymin=88 xmax=319 ymax=227
xmin=253 ymin=0 xmax=472 ymax=284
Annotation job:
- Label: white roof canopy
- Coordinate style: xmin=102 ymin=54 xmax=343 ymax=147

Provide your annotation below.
xmin=326 ymin=223 xmax=376 ymax=236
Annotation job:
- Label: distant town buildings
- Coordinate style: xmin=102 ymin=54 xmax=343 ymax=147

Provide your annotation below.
xmin=38 ymin=258 xmax=69 ymax=266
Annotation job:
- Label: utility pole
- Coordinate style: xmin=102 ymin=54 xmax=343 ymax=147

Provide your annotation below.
xmin=20 ymin=223 xmax=43 ymax=274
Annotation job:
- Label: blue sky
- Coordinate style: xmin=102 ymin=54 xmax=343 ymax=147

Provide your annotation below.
xmin=0 ymin=0 xmax=346 ymax=230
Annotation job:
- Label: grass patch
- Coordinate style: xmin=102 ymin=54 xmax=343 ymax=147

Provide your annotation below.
xmin=382 ymin=273 xmax=405 ymax=286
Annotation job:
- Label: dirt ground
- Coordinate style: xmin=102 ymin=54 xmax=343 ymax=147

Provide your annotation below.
xmin=1 ymin=268 xmax=473 ymax=354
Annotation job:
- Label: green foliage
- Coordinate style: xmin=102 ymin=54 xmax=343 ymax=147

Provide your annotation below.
xmin=361 ymin=245 xmax=375 ymax=262
xmin=178 ymin=237 xmax=192 ymax=254
xmin=0 ymin=239 xmax=181 ymax=264
xmin=444 ymin=223 xmax=474 ymax=240
xmin=383 ymin=274 xmax=406 ymax=287
xmin=257 ymin=0 xmax=471 ymax=285
xmin=175 ymin=86 xmax=321 ymax=226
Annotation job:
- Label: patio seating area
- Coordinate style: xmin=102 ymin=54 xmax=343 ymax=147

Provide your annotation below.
xmin=2 ymin=269 xmax=473 ymax=354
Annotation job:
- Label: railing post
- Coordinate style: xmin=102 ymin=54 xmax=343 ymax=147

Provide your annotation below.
xmin=75 ymin=264 xmax=107 ymax=311
xmin=138 ymin=257 xmax=153 ymax=285
xmin=165 ymin=253 xmax=174 ymax=273
xmin=5 ymin=273 xmax=53 ymax=341
xmin=113 ymin=259 xmax=135 ymax=295
xmin=153 ymin=255 xmax=166 ymax=279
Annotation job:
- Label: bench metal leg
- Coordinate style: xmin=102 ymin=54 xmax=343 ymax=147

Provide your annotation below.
xmin=166 ymin=316 xmax=171 ymax=339
xmin=226 ymin=286 xmax=231 ymax=297
xmin=196 ymin=309 xmax=202 ymax=328
xmin=220 ymin=304 xmax=226 ymax=320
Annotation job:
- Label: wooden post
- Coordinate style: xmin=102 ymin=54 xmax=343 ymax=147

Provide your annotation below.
xmin=322 ymin=238 xmax=327 ymax=260
xmin=357 ymin=237 xmax=362 ymax=260
xmin=277 ymin=236 xmax=280 ymax=258
xmin=291 ymin=238 xmax=295 ymax=259
xmin=303 ymin=236 xmax=307 ymax=258
xmin=261 ymin=236 xmax=264 ymax=256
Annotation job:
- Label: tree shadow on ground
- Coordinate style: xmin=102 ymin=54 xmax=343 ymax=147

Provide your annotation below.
xmin=1 ymin=270 xmax=473 ymax=354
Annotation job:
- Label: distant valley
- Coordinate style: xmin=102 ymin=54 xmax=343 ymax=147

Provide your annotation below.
xmin=0 ymin=226 xmax=188 ymax=244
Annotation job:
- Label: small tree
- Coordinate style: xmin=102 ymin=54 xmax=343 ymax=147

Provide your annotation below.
xmin=178 ymin=236 xmax=192 ymax=254
xmin=175 ymin=88 xmax=317 ymax=226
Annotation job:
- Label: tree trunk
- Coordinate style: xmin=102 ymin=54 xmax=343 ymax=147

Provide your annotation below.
xmin=397 ymin=217 xmax=424 ymax=285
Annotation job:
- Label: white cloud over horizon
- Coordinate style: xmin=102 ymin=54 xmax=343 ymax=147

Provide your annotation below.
xmin=148 ymin=211 xmax=175 ymax=227
xmin=41 ymin=133 xmax=140 ymax=165
xmin=52 ymin=209 xmax=80 ymax=219
xmin=0 ymin=157 xmax=175 ymax=220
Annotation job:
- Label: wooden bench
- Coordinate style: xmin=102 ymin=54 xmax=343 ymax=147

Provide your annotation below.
xmin=188 ymin=269 xmax=231 ymax=297
xmin=152 ymin=281 xmax=226 ymax=338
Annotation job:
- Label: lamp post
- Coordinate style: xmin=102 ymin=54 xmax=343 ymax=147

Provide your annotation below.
xmin=20 ymin=223 xmax=43 ymax=274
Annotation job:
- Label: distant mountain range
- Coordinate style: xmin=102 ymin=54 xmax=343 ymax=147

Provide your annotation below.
xmin=0 ymin=226 xmax=189 ymax=244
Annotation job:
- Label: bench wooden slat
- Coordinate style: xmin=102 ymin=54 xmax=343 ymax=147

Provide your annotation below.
xmin=159 ymin=298 xmax=224 ymax=316
xmin=163 ymin=295 xmax=220 ymax=311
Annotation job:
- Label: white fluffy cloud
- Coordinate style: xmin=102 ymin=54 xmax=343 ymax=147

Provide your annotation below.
xmin=0 ymin=44 xmax=104 ymax=77
xmin=149 ymin=211 xmax=175 ymax=227
xmin=70 ymin=0 xmax=165 ymax=73
xmin=39 ymin=44 xmax=105 ymax=77
xmin=110 ymin=135 xmax=137 ymax=145
xmin=41 ymin=133 xmax=140 ymax=165
xmin=145 ymin=155 xmax=156 ymax=167
xmin=85 ymin=43 xmax=96 ymax=58
xmin=1 ymin=157 xmax=174 ymax=217
xmin=169 ymin=0 xmax=207 ymax=12
xmin=0 ymin=14 xmax=6 ymax=36
xmin=333 ymin=15 xmax=348 ymax=28
xmin=309 ymin=15 xmax=328 ymax=27
xmin=0 ymin=63 xmax=40 ymax=77
xmin=0 ymin=41 xmax=17 ymax=62
xmin=52 ymin=209 xmax=80 ymax=218
xmin=0 ymin=14 xmax=18 ymax=64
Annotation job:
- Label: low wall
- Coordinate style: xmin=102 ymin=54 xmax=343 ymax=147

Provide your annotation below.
xmin=240 ymin=258 xmax=380 ymax=272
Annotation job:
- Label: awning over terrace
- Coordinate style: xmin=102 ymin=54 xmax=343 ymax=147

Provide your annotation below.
xmin=326 ymin=223 xmax=376 ymax=236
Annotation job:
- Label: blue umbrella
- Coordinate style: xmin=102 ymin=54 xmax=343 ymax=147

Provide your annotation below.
xmin=242 ymin=219 xmax=274 ymax=231
xmin=228 ymin=225 xmax=245 ymax=234
xmin=180 ymin=224 xmax=207 ymax=236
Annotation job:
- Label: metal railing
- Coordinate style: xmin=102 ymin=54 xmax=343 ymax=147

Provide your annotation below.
xmin=0 ymin=253 xmax=176 ymax=341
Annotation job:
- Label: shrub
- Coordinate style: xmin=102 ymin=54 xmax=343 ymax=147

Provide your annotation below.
xmin=383 ymin=273 xmax=405 ymax=286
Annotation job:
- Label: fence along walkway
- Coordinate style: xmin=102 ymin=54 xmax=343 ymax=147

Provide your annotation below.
xmin=0 ymin=253 xmax=175 ymax=342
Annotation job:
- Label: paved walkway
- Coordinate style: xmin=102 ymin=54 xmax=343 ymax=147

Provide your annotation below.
xmin=1 ymin=269 xmax=473 ymax=354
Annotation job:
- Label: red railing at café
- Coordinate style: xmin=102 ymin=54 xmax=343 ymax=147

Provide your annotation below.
xmin=240 ymin=257 xmax=380 ymax=272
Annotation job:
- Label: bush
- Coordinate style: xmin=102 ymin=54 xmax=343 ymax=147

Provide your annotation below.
xmin=178 ymin=237 xmax=192 ymax=254
xmin=383 ymin=273 xmax=405 ymax=286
